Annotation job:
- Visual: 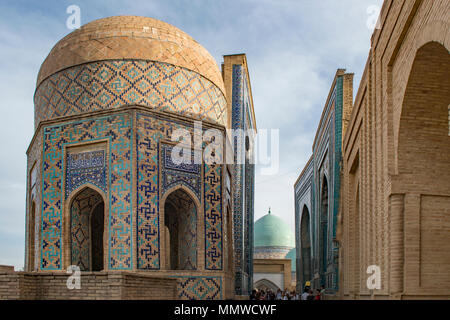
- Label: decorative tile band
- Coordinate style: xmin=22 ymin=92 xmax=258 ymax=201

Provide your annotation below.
xmin=161 ymin=143 xmax=201 ymax=198
xmin=204 ymin=163 xmax=223 ymax=270
xmin=136 ymin=113 xmax=166 ymax=270
xmin=35 ymin=60 xmax=227 ymax=128
xmin=173 ymin=276 xmax=222 ymax=300
xmin=162 ymin=144 xmax=200 ymax=174
xmin=231 ymin=64 xmax=246 ymax=294
xmin=65 ymin=150 xmax=107 ymax=199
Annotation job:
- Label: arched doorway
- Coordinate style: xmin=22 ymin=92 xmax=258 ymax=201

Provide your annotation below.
xmin=90 ymin=202 xmax=104 ymax=271
xmin=300 ymin=205 xmax=311 ymax=288
xmin=320 ymin=176 xmax=329 ymax=287
xmin=164 ymin=188 xmax=197 ymax=270
xmin=70 ymin=187 xmax=105 ymax=271
xmin=398 ymin=42 xmax=450 ymax=288
xmin=254 ymin=279 xmax=280 ymax=292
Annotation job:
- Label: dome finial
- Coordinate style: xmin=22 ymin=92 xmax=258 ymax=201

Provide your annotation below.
xmin=268 ymin=207 xmax=271 ymax=215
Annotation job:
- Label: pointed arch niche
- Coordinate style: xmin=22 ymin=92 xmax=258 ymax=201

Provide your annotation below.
xmin=66 ymin=185 xmax=106 ymax=271
xmin=161 ymin=186 xmax=200 ymax=270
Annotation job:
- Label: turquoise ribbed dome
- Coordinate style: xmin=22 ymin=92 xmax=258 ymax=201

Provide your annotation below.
xmin=285 ymin=248 xmax=296 ymax=271
xmin=254 ymin=210 xmax=295 ymax=248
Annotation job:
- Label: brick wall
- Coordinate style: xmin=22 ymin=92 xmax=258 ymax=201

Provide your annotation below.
xmin=0 ymin=266 xmax=14 ymax=272
xmin=0 ymin=272 xmax=177 ymax=300
xmin=340 ymin=0 xmax=450 ymax=300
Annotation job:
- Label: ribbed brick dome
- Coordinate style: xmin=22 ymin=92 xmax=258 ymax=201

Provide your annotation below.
xmin=37 ymin=16 xmax=224 ymax=93
xmin=34 ymin=16 xmax=227 ymax=128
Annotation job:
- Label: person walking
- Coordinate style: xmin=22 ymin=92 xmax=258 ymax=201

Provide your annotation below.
xmin=275 ymin=289 xmax=282 ymax=300
xmin=250 ymin=289 xmax=257 ymax=300
xmin=306 ymin=289 xmax=315 ymax=301
xmin=319 ymin=285 xmax=326 ymax=300
xmin=301 ymin=288 xmax=309 ymax=300
xmin=314 ymin=289 xmax=321 ymax=300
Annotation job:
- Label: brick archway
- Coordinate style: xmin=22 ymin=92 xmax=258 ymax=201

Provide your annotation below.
xmin=254 ymin=279 xmax=280 ymax=292
xmin=397 ymin=41 xmax=450 ymax=289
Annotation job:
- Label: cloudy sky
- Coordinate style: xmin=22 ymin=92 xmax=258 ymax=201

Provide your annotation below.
xmin=0 ymin=0 xmax=382 ymax=269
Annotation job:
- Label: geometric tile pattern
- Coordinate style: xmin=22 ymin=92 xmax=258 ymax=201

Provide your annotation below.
xmin=204 ymin=164 xmax=223 ymax=270
xmin=26 ymin=131 xmax=43 ymax=272
xmin=244 ymin=161 xmax=255 ymax=288
xmin=41 ymin=114 xmax=132 ymax=270
xmin=70 ymin=188 xmax=103 ymax=271
xmin=243 ymin=69 xmax=255 ymax=290
xmin=135 ymin=113 xmax=167 ymax=270
xmin=175 ymin=276 xmax=222 ymax=300
xmin=35 ymin=60 xmax=227 ymax=128
xmin=136 ymin=113 xmax=223 ymax=271
xmin=243 ymin=71 xmax=255 ymax=293
xmin=231 ymin=64 xmax=245 ymax=293
xmin=230 ymin=64 xmax=255 ymax=294
xmin=65 ymin=150 xmax=106 ymax=199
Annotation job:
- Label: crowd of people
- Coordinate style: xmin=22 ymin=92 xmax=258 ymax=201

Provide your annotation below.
xmin=250 ymin=285 xmax=326 ymax=301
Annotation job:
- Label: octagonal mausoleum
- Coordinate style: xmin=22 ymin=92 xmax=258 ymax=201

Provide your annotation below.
xmin=23 ymin=16 xmax=257 ymax=300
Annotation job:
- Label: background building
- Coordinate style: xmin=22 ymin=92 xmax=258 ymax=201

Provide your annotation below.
xmin=1 ymin=16 xmax=256 ymax=300
xmin=295 ymin=0 xmax=450 ymax=300
xmin=294 ymin=70 xmax=353 ymax=293
xmin=253 ymin=210 xmax=296 ymax=291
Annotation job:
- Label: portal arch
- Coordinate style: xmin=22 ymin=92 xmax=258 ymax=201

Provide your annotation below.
xmin=254 ymin=279 xmax=280 ymax=292
xmin=397 ymin=41 xmax=450 ymax=288
xmin=162 ymin=186 xmax=199 ymax=270
xmin=68 ymin=186 xmax=106 ymax=271
xmin=300 ymin=205 xmax=312 ymax=288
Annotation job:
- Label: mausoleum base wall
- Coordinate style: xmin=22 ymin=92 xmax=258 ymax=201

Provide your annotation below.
xmin=0 ymin=272 xmax=177 ymax=300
